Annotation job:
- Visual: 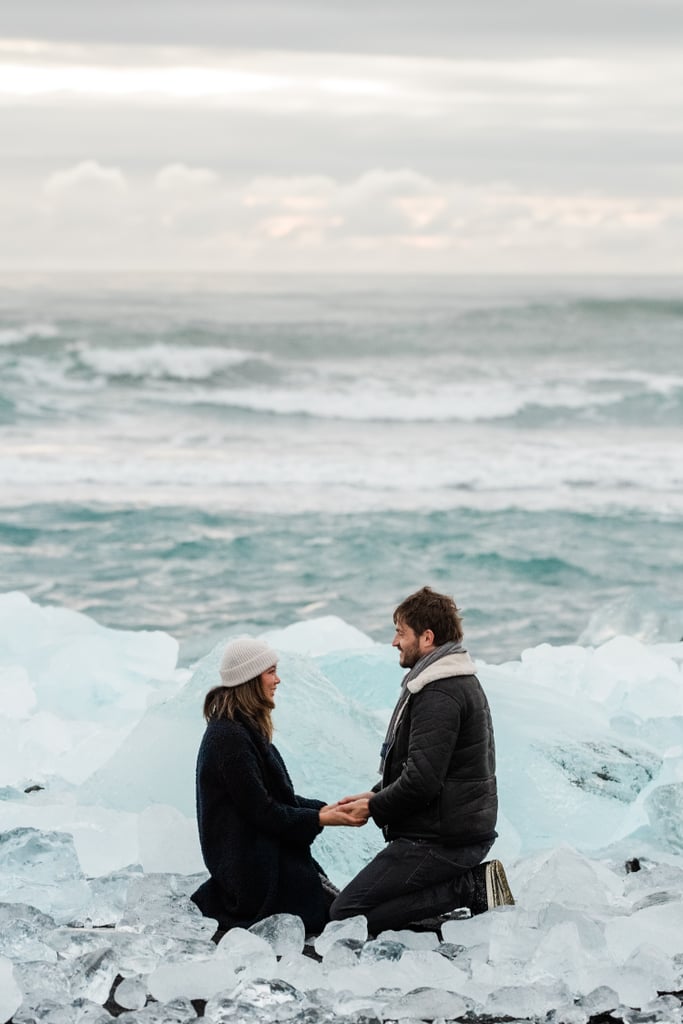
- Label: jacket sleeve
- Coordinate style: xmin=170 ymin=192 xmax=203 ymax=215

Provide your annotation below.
xmin=210 ymin=726 xmax=323 ymax=844
xmin=369 ymin=685 xmax=462 ymax=827
xmin=295 ymin=795 xmax=326 ymax=811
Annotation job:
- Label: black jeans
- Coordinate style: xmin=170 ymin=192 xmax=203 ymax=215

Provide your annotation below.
xmin=329 ymin=837 xmax=493 ymax=934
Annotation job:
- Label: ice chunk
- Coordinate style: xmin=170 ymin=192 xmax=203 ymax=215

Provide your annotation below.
xmin=249 ymin=912 xmax=305 ymax=956
xmin=272 ymin=952 xmax=324 ymax=991
xmin=576 ymin=984 xmax=621 ymax=1015
xmin=322 ymin=937 xmax=364 ymax=970
xmin=14 ymin=959 xmax=71 ymax=1009
xmin=485 ymin=979 xmax=573 ymax=1019
xmin=645 ymin=780 xmax=683 ymax=852
xmin=0 ymin=902 xmax=58 ymax=963
xmin=315 ymin=645 xmax=403 ymax=710
xmin=137 ymin=803 xmax=203 ymax=874
xmin=359 ymin=938 xmax=406 ymax=963
xmin=13 ymin=998 xmax=113 ymax=1023
xmin=0 ymin=827 xmax=91 ymax=924
xmin=314 ymin=916 xmax=368 ymax=957
xmin=148 ymin=956 xmax=237 ymax=1002
xmin=116 ymin=997 xmax=197 ymax=1023
xmin=376 ymin=928 xmax=439 ymax=950
xmin=113 ymin=975 xmax=148 ymax=1011
xmin=214 ymin=927 xmax=274 ymax=961
xmin=381 ymin=986 xmax=469 ymax=1020
xmin=579 ymin=592 xmax=683 ymax=647
xmin=0 ymin=664 xmax=36 ymax=718
xmin=512 ymin=844 xmax=624 ymax=912
xmin=265 ymin=616 xmax=376 ymax=656
xmin=606 ymin=943 xmax=677 ymax=1008
xmin=67 ymin=948 xmax=120 ymax=1003
xmin=606 ymin=899 xmax=683 ymax=961
xmin=0 ymin=957 xmax=22 ymax=1023
xmin=210 ymin=977 xmax=307 ymax=1022
xmin=117 ymin=871 xmax=216 ymax=943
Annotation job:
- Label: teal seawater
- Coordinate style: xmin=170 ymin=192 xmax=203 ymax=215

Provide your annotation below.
xmin=0 ymin=273 xmax=681 ymax=664
xmin=1 ymin=504 xmax=680 ymax=664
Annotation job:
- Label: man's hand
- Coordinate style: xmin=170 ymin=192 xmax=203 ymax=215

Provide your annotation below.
xmin=332 ymin=791 xmax=374 ymax=807
xmin=336 ymin=797 xmax=371 ymax=825
xmin=319 ymin=802 xmax=368 ymax=827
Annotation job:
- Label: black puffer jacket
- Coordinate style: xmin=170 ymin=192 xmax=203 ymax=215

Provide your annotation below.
xmin=191 ymin=712 xmax=329 ymax=933
xmin=369 ymin=655 xmax=498 ymax=845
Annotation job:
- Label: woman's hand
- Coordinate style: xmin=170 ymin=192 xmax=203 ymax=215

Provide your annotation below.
xmin=319 ymin=801 xmax=369 ymax=827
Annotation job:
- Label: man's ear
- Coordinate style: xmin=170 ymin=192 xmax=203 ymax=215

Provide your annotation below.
xmin=420 ymin=628 xmax=435 ymax=650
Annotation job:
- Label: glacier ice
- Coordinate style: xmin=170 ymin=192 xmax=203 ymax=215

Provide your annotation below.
xmin=1 ymin=593 xmax=683 ymax=1021
xmin=0 ymin=957 xmax=22 ymax=1023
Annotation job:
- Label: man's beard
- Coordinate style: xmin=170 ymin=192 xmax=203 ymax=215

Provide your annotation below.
xmin=399 ymin=641 xmax=421 ymax=668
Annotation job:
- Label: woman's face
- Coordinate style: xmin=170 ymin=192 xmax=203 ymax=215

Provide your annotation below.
xmin=260 ymin=665 xmax=280 ymax=703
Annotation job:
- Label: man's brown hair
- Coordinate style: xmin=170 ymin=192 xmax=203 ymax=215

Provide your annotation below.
xmin=393 ymin=586 xmax=463 ymax=645
xmin=203 ymin=677 xmax=274 ymax=741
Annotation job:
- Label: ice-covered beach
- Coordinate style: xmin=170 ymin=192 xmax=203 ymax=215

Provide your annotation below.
xmin=2 ymin=591 xmax=683 ymax=1023
xmin=1 ymin=275 xmax=682 ymax=1020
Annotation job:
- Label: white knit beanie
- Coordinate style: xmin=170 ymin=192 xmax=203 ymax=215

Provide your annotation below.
xmin=219 ymin=637 xmax=278 ymax=688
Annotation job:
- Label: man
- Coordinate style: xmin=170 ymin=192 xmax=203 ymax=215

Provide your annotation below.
xmin=329 ymin=586 xmax=513 ymax=933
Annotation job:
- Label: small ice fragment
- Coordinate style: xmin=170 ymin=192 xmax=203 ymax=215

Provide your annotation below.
xmin=314 ymin=915 xmax=368 ymax=957
xmin=67 ymin=947 xmax=120 ymax=1004
xmin=576 ymin=985 xmax=620 ymax=1015
xmin=322 ymin=937 xmax=364 ymax=970
xmin=249 ymin=913 xmax=305 ymax=956
xmin=214 ymin=926 xmax=273 ymax=960
xmin=113 ymin=975 xmax=148 ymax=1010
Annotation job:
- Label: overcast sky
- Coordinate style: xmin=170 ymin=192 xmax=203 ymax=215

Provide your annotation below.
xmin=1 ymin=0 xmax=682 ymax=272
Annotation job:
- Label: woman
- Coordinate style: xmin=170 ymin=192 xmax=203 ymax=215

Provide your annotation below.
xmin=191 ymin=636 xmax=359 ymax=935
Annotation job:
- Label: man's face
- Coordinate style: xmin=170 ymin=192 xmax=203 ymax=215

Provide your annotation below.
xmin=392 ymin=620 xmax=423 ymax=668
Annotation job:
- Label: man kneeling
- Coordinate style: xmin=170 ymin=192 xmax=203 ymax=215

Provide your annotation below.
xmin=330 ymin=586 xmax=514 ymax=934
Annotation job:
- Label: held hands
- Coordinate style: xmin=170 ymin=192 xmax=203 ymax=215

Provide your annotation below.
xmin=319 ymin=792 xmax=374 ymax=828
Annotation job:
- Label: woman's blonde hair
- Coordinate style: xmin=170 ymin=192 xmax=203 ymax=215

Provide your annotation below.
xmin=203 ymin=676 xmax=274 ymax=741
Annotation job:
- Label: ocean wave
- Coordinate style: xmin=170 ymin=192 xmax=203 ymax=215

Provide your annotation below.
xmin=164 ymin=380 xmax=627 ymax=423
xmin=72 ymin=342 xmax=269 ymax=381
xmin=0 ymin=323 xmax=60 ymax=346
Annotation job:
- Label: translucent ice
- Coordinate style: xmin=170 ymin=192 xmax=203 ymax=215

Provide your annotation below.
xmin=66 ymin=947 xmax=120 ymax=1003
xmin=380 ymin=986 xmax=469 ymax=1020
xmin=0 ymin=956 xmax=22 ymax=1024
xmin=0 ymin=827 xmax=91 ymax=924
xmin=376 ymin=927 xmax=439 ymax=950
xmin=13 ymin=998 xmax=113 ymax=1023
xmin=116 ymin=997 xmax=197 ymax=1023
xmin=249 ymin=912 xmax=306 ymax=956
xmin=148 ymin=956 xmax=238 ymax=1002
xmin=113 ymin=975 xmax=148 ymax=1011
xmin=314 ymin=916 xmax=368 ymax=957
xmin=0 ymin=902 xmax=58 ymax=963
xmin=322 ymin=937 xmax=364 ymax=970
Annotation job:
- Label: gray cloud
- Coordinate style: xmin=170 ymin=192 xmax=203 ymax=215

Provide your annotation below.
xmin=1 ymin=5 xmax=681 ymax=271
xmin=3 ymin=0 xmax=683 ymax=55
